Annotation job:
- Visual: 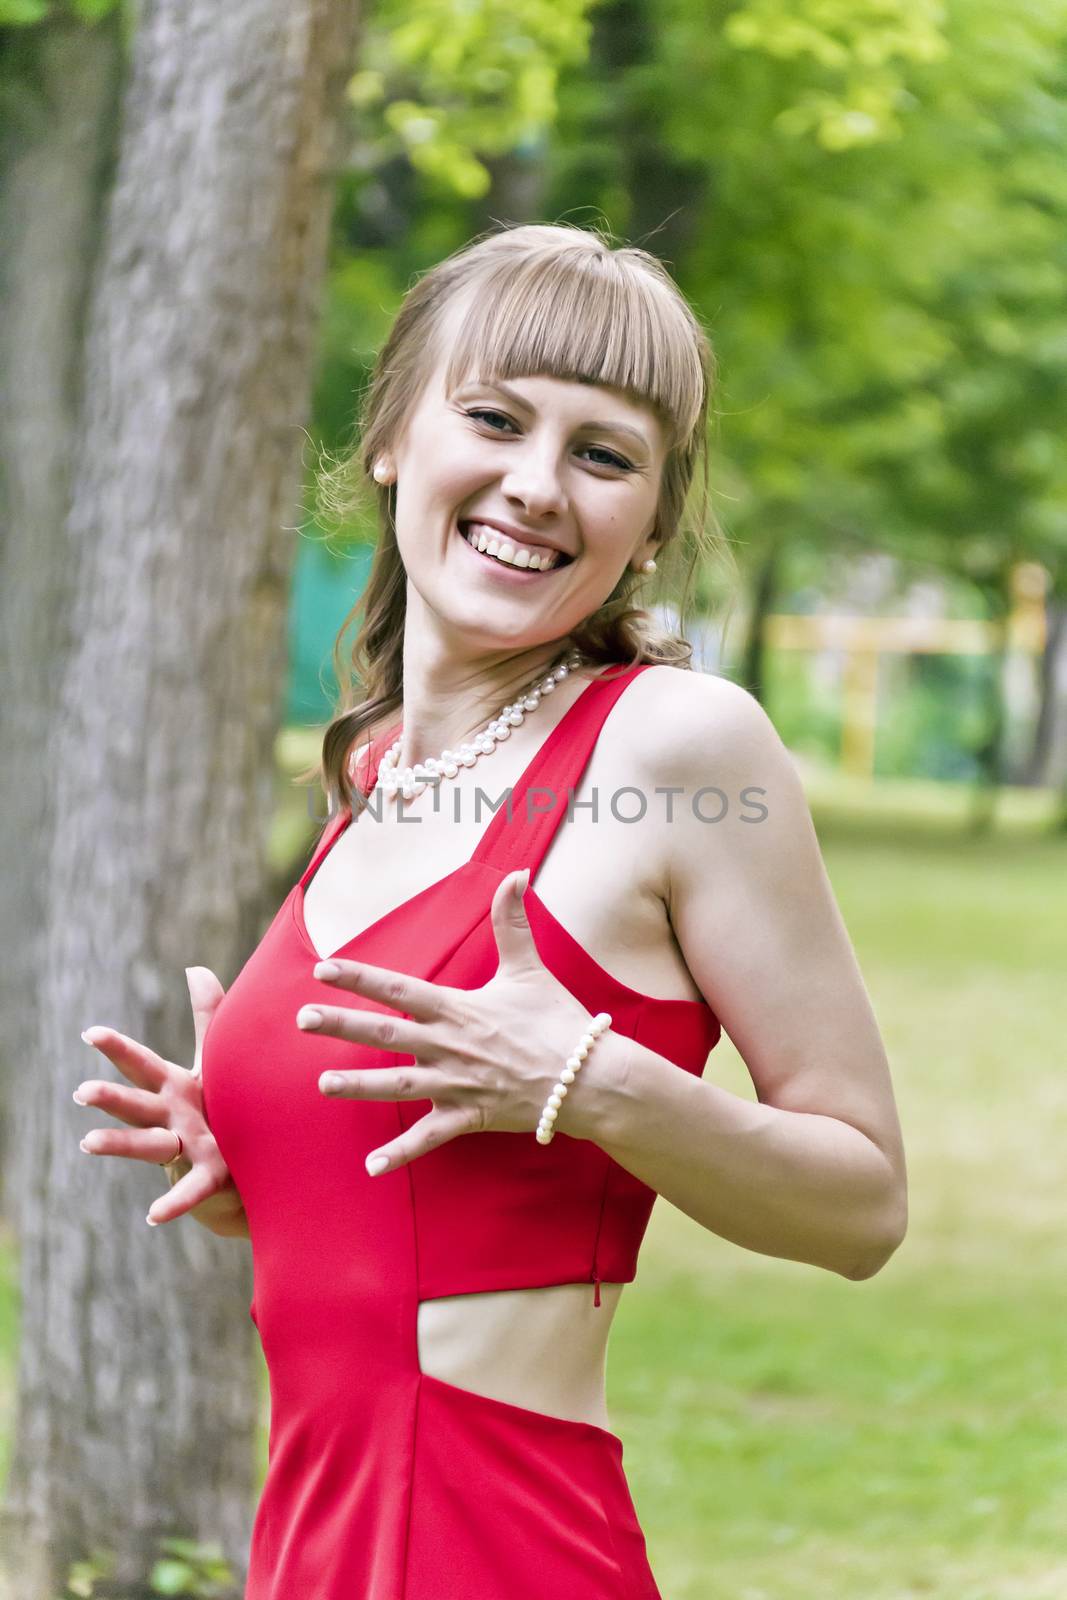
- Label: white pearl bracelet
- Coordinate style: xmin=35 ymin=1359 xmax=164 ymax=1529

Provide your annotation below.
xmin=535 ymin=1012 xmax=612 ymax=1145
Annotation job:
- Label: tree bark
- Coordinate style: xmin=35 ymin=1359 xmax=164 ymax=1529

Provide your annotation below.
xmin=0 ymin=4 xmax=125 ymax=1247
xmin=737 ymin=535 xmax=780 ymax=704
xmin=468 ymin=145 xmax=549 ymax=234
xmin=968 ymin=571 xmax=1011 ymax=834
xmin=1024 ymin=594 xmax=1067 ymax=787
xmin=0 ymin=0 xmax=359 ymax=1592
xmin=555 ymin=0 xmax=709 ymax=261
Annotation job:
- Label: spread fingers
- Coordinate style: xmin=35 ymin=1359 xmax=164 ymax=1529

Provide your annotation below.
xmin=308 ymin=958 xmax=460 ymax=1025
xmin=318 ymin=1065 xmax=439 ymax=1101
xmin=78 ymin=1125 xmax=184 ymax=1165
xmin=79 ymin=1026 xmax=172 ymax=1092
xmin=73 ymin=1078 xmax=164 ymax=1126
xmin=296 ymin=1002 xmax=426 ymax=1057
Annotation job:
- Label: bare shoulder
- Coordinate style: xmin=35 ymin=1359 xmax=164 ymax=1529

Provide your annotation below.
xmin=618 ymin=663 xmax=825 ymax=934
xmin=624 ymin=664 xmax=800 ymax=797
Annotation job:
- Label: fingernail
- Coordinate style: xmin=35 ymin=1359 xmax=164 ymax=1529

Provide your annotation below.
xmin=297 ymin=1007 xmax=324 ymax=1030
xmin=314 ymin=961 xmax=341 ymax=980
xmin=72 ymin=1090 xmax=87 ymax=1106
xmin=146 ymin=1214 xmax=158 ymax=1227
xmin=80 ymin=1030 xmax=98 ymax=1047
xmin=514 ymin=867 xmax=531 ymax=901
xmin=320 ymin=1073 xmax=344 ymax=1093
xmin=366 ymin=1153 xmax=389 ymax=1176
xmin=79 ymin=1138 xmax=93 ymax=1153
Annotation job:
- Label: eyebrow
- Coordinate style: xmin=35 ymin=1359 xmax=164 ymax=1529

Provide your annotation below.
xmin=463 ymin=378 xmax=654 ymax=457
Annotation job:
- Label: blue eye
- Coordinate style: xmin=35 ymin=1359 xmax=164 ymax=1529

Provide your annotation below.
xmin=584 ymin=445 xmax=632 ymax=470
xmin=464 ymin=410 xmax=633 ymax=471
xmin=466 ymin=408 xmax=516 ymax=432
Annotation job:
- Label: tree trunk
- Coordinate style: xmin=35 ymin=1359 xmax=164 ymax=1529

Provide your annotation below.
xmin=968 ymin=571 xmax=1011 ymax=834
xmin=0 ymin=3 xmax=125 ymax=1249
xmin=0 ymin=0 xmax=359 ymax=1593
xmin=468 ymin=144 xmax=549 ymax=234
xmin=550 ymin=0 xmax=710 ymax=262
xmin=737 ymin=535 xmax=780 ymax=704
xmin=1023 ymin=595 xmax=1067 ymax=787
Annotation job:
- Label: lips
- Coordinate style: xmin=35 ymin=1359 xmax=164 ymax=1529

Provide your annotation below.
xmin=457 ymin=520 xmax=574 ymax=574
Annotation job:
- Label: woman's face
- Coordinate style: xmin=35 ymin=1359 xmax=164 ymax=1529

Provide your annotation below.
xmin=386 ymin=333 xmax=668 ymax=654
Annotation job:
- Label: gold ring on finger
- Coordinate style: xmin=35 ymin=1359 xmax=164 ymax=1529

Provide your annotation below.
xmin=158 ymin=1129 xmax=184 ymax=1167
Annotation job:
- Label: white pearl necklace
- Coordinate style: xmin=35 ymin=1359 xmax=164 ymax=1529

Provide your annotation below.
xmin=372 ymin=646 xmax=584 ymax=802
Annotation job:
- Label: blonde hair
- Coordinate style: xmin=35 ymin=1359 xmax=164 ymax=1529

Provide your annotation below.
xmin=306 ymin=220 xmax=733 ymax=816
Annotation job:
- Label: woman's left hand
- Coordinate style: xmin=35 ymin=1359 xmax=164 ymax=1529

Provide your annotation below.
xmin=295 ymin=869 xmax=610 ymax=1174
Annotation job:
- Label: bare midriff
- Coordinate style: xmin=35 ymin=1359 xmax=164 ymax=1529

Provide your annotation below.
xmin=417 ymin=1281 xmax=625 ymax=1429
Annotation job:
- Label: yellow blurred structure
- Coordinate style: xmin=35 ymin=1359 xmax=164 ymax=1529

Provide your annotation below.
xmin=762 ymin=562 xmax=1049 ymax=779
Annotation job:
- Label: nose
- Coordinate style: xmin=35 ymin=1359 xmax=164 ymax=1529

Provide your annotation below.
xmin=500 ymin=442 xmax=567 ymax=521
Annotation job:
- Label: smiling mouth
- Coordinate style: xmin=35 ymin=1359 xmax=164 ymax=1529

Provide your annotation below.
xmin=458 ymin=520 xmax=574 ymax=573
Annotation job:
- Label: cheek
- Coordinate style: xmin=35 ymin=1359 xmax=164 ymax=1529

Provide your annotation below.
xmin=394 ymin=452 xmax=469 ymax=537
xmin=402 ymin=443 xmax=495 ymax=527
xmin=571 ymin=502 xmax=640 ymax=563
xmin=434 ymin=417 xmax=492 ymax=476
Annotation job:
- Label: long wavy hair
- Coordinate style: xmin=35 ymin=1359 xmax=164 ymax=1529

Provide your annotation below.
xmin=304 ymin=220 xmax=734 ymax=818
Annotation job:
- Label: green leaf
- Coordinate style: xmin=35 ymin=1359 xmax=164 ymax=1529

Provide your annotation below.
xmin=70 ymin=0 xmax=122 ymax=18
xmin=150 ymin=1558 xmax=196 ymax=1595
xmin=0 ymin=0 xmax=52 ymax=23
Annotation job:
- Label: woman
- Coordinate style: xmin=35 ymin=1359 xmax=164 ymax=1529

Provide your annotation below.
xmin=76 ymin=222 xmax=908 ymax=1598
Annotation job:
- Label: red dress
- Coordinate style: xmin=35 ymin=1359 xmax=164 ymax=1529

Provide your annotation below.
xmin=201 ymin=661 xmax=721 ymax=1598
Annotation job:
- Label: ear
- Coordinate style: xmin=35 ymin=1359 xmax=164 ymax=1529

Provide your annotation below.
xmin=638 ymin=515 xmax=660 ymax=560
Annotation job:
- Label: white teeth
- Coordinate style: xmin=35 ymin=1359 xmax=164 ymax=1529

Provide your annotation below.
xmin=463 ymin=522 xmax=561 ymax=571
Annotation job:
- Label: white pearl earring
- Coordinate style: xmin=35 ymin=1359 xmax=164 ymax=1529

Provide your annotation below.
xmin=372 ymin=461 xmax=391 ymax=484
xmin=639 ymin=557 xmax=657 ymax=574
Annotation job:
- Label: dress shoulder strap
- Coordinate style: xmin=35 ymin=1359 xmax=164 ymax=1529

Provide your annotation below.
xmin=471 ymin=661 xmax=654 ymax=877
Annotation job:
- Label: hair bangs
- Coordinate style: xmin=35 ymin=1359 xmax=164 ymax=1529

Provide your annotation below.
xmin=441 ymin=251 xmax=706 ymax=452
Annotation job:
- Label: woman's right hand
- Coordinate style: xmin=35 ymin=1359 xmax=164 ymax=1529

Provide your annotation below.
xmin=76 ymin=966 xmax=249 ymax=1237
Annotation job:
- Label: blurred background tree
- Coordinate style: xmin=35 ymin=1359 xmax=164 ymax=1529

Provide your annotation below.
xmin=293 ymin=0 xmax=1067 ymax=813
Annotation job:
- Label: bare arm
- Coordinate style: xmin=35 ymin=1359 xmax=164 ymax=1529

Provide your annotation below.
xmin=576 ymin=1028 xmax=903 ymax=1279
xmin=566 ymin=670 xmax=907 ymax=1280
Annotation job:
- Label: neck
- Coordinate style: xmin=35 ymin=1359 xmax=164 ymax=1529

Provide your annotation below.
xmin=393 ymin=637 xmax=578 ymax=770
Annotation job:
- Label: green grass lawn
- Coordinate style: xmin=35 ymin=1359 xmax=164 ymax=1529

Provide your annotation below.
xmin=2 ymin=774 xmax=1064 ymax=1599
xmin=615 ymin=790 xmax=1067 ymax=1600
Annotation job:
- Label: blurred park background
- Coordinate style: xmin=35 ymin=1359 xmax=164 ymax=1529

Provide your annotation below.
xmin=1 ymin=0 xmax=1065 ymax=1595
